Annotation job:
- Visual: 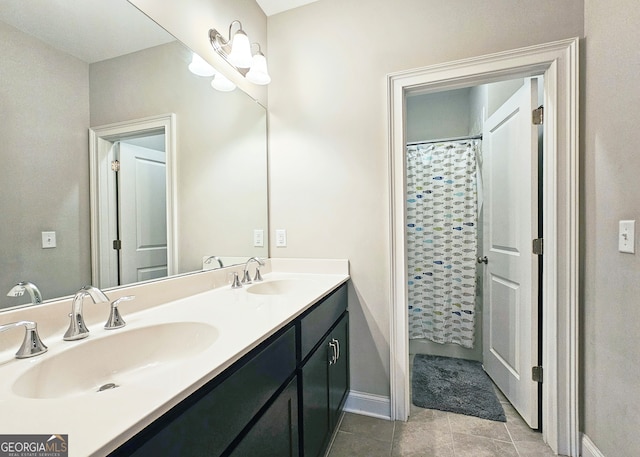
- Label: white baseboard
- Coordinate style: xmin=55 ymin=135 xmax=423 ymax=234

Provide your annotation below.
xmin=343 ymin=390 xmax=391 ymax=420
xmin=581 ymin=434 xmax=605 ymax=457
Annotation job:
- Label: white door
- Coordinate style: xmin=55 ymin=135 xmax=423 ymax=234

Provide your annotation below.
xmin=118 ymin=142 xmax=168 ymax=284
xmin=482 ymin=78 xmax=540 ymax=428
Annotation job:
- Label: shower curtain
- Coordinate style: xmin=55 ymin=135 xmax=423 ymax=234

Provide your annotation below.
xmin=406 ymin=139 xmax=480 ymax=349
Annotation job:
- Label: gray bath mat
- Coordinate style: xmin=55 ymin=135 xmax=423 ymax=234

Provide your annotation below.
xmin=412 ymin=354 xmax=506 ymax=422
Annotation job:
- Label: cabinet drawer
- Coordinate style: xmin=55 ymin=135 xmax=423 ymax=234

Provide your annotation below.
xmin=300 ymin=284 xmax=347 ymax=361
xmin=116 ymin=326 xmax=296 ymax=457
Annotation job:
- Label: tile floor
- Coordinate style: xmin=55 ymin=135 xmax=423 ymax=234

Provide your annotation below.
xmin=326 ymin=385 xmax=559 ymax=457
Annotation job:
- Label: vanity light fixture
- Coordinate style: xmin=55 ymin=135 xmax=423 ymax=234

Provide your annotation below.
xmin=245 ymin=44 xmax=271 ymax=85
xmin=209 ymin=20 xmax=271 ymax=85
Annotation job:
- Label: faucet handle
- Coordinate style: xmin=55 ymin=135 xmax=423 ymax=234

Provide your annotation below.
xmin=0 ymin=320 xmax=48 ymax=358
xmin=105 ymin=295 xmax=134 ymax=330
xmin=253 ymin=266 xmax=263 ymax=282
xmin=231 ymin=271 xmax=243 ymax=289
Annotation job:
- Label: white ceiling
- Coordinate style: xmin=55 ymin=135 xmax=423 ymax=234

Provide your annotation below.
xmin=0 ymin=0 xmax=175 ymax=63
xmin=256 ymin=0 xmax=321 ymax=16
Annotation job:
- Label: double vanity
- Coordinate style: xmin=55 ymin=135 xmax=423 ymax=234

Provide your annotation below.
xmin=0 ymin=259 xmax=349 ymax=457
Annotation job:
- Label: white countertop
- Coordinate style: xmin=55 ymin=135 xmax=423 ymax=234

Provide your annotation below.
xmin=0 ymin=259 xmax=349 ymax=456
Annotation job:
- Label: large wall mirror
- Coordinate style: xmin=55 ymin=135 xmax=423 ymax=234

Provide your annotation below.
xmin=0 ymin=0 xmax=268 ymax=310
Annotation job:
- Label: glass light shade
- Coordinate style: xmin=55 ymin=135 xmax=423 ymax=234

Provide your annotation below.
xmin=227 ymin=30 xmax=253 ymax=68
xmin=188 ymin=53 xmax=215 ymax=77
xmin=211 ymin=73 xmax=236 ymax=92
xmin=246 ymin=52 xmax=271 ymax=85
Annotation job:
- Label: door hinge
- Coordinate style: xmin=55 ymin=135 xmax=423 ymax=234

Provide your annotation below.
xmin=532 ymin=106 xmax=544 ymax=125
xmin=532 ymin=366 xmax=543 ymax=383
xmin=532 ymin=238 xmax=544 ymax=255
xmin=111 ymin=160 xmax=120 ymax=172
xmin=113 ymin=239 xmax=122 ymax=250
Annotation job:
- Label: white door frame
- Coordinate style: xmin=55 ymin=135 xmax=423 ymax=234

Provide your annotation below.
xmin=388 ymin=38 xmax=579 ymax=456
xmin=89 ymin=113 xmax=178 ymax=287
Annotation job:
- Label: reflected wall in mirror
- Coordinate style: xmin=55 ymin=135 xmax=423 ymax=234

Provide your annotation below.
xmin=0 ymin=0 xmax=268 ymax=310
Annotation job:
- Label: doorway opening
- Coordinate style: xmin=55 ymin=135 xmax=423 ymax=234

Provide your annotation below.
xmin=405 ymin=76 xmax=544 ymax=430
xmin=388 ymin=38 xmax=579 ymax=456
xmin=89 ymin=114 xmax=177 ymax=289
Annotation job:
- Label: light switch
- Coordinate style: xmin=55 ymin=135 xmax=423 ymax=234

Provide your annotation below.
xmin=618 ymin=220 xmax=635 ymax=254
xmin=275 ymin=229 xmax=287 ymax=247
xmin=253 ymin=229 xmax=264 ymax=247
xmin=42 ymin=231 xmax=56 ymax=249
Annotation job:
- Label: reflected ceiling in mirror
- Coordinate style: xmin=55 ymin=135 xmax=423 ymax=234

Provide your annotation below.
xmin=0 ymin=0 xmax=268 ymax=310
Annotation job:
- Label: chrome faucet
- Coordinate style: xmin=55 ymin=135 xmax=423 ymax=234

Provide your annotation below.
xmin=204 ymin=255 xmax=224 ymax=269
xmin=242 ymin=257 xmax=265 ymax=284
xmin=7 ymin=281 xmax=43 ymax=306
xmin=63 ymin=285 xmax=109 ymax=341
xmin=0 ymin=320 xmax=47 ymax=358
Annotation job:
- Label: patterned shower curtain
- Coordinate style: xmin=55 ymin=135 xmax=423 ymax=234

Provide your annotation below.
xmin=406 ymin=140 xmax=480 ymax=349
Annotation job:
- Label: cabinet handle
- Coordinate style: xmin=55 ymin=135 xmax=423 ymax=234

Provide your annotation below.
xmin=328 ymin=341 xmax=337 ymax=365
xmin=332 ymin=338 xmax=340 ymax=362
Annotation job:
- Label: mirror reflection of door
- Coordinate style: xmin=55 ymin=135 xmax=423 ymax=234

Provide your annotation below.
xmin=90 ymin=114 xmax=176 ymax=290
xmin=117 ymin=139 xmax=168 ymax=285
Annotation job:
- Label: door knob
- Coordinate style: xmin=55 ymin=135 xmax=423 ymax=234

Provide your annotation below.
xmin=477 ymin=256 xmax=488 ymax=264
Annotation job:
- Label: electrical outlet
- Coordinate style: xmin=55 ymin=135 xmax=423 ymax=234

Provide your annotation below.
xmin=275 ymin=229 xmax=287 ymax=247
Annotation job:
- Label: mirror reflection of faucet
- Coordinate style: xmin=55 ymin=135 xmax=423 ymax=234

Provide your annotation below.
xmin=63 ymin=285 xmax=109 ymax=341
xmin=6 ymin=281 xmax=43 ymax=306
xmin=203 ymin=255 xmax=224 ymax=269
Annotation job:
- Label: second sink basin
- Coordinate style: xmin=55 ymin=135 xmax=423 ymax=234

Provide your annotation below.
xmin=246 ymin=278 xmax=319 ymax=295
xmin=12 ymin=322 xmax=218 ymax=399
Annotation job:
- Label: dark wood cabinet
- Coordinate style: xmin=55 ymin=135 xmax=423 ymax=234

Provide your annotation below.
xmin=301 ymin=291 xmax=349 ymax=457
xmin=111 ymin=282 xmax=348 ymax=457
xmin=301 ymin=333 xmax=331 ymax=457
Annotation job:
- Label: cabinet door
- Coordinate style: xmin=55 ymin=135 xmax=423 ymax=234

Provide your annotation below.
xmin=329 ymin=313 xmax=349 ymax=427
xmin=302 ymin=334 xmax=331 ymax=457
xmin=229 ymin=376 xmax=299 ymax=457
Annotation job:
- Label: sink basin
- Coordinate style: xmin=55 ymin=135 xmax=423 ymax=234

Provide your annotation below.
xmin=246 ymin=279 xmax=318 ymax=295
xmin=12 ymin=322 xmax=218 ymax=399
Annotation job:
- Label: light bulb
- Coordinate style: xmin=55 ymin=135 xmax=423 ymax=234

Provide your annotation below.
xmin=227 ymin=30 xmax=253 ymax=68
xmin=188 ymin=53 xmax=215 ymax=77
xmin=246 ymin=52 xmax=271 ymax=85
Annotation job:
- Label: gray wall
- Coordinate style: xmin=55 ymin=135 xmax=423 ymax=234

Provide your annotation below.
xmin=405 ymin=88 xmax=471 ymax=143
xmin=266 ymin=0 xmax=583 ymax=402
xmin=0 ymin=21 xmax=91 ymax=306
xmin=583 ymin=0 xmax=640 ymax=455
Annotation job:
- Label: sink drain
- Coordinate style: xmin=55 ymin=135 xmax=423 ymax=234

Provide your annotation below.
xmin=97 ymin=383 xmax=119 ymax=392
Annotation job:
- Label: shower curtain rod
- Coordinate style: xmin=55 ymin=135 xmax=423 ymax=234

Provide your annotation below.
xmin=406 ymin=134 xmax=483 ymax=146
